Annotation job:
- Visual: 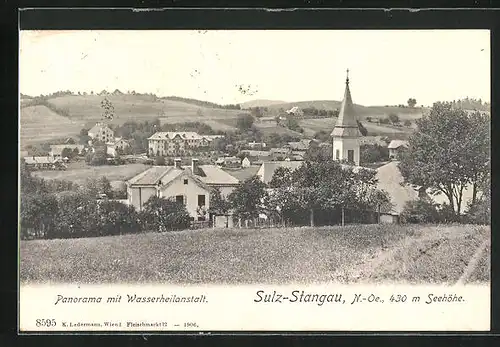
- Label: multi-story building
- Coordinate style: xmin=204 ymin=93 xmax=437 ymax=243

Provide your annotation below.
xmin=88 ymin=122 xmax=114 ymax=143
xmin=147 ymin=132 xmax=211 ymax=157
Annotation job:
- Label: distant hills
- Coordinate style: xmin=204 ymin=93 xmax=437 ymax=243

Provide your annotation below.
xmin=240 ymin=99 xmax=289 ymax=109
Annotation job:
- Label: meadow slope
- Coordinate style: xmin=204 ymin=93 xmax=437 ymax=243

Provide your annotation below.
xmin=20 ymin=224 xmax=489 ymax=285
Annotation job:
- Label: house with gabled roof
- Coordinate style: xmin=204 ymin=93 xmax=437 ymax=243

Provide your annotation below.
xmin=88 ymin=122 xmax=114 ymax=143
xmin=126 ymin=158 xmax=240 ymax=219
xmin=387 ymin=140 xmax=409 ymax=160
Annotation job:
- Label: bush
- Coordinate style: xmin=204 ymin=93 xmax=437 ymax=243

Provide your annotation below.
xmin=400 ymin=198 xmax=441 ymax=224
xmin=95 ymin=200 xmax=141 ymax=236
xmin=53 ymin=192 xmax=100 ymax=239
xmin=140 ymin=196 xmax=191 ymax=232
xmin=465 ymin=199 xmax=490 ymax=225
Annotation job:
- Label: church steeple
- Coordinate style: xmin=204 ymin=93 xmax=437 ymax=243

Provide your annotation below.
xmin=331 ymin=69 xmax=361 ymax=137
xmin=331 ymin=69 xmax=361 ymax=165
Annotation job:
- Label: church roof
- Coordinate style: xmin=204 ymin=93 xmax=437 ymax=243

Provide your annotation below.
xmin=331 ymin=71 xmax=362 ymax=138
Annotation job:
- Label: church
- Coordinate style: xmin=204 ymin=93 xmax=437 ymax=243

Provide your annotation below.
xmin=331 ymin=69 xmax=362 ymax=166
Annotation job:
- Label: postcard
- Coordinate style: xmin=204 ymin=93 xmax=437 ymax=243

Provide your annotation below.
xmin=19 ymin=28 xmax=491 ymax=332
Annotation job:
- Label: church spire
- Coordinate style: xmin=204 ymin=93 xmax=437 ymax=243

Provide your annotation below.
xmin=330 ymin=69 xmax=361 ymax=138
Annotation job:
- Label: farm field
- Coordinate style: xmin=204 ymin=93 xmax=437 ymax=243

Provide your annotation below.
xmin=299 ymin=117 xmax=412 ymax=138
xmin=20 ymin=224 xmax=489 ymax=285
xmin=20 ymin=105 xmax=86 ymax=147
xmin=48 ymin=95 xmax=247 ymax=127
xmin=32 ymin=163 xmax=149 ymax=186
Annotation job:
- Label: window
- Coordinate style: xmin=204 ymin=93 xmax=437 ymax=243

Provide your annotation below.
xmin=336 ymin=149 xmax=340 ymax=160
xmin=183 ymin=179 xmax=188 ymax=185
xmin=175 ymin=195 xmax=184 ymax=204
xmin=347 ymin=149 xmax=354 ymax=163
xmin=198 ymin=195 xmax=206 ymax=206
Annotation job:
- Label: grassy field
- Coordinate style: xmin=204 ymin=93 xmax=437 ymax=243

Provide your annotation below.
xmin=267 ymin=100 xmax=426 ymax=121
xmin=32 ymin=163 xmax=149 ymax=186
xmin=20 ymin=105 xmax=86 ymax=147
xmin=299 ymin=117 xmax=413 ymax=138
xmin=19 ymin=224 xmax=489 ymax=285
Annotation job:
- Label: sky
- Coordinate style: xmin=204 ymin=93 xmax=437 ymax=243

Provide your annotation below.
xmin=19 ymin=30 xmax=490 ymax=106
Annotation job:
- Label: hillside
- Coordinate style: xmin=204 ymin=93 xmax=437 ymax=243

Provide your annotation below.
xmin=299 ymin=117 xmax=413 ymax=139
xmin=20 ymin=105 xmax=86 ymax=147
xmin=19 ymin=95 xmax=250 ymax=147
xmin=266 ymin=100 xmax=426 ymax=121
xmin=240 ymin=99 xmax=288 ymax=109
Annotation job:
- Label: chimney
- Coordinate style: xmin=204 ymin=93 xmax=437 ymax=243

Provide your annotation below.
xmin=174 ymin=158 xmax=182 ymax=169
xmin=191 ymin=158 xmax=199 ymax=175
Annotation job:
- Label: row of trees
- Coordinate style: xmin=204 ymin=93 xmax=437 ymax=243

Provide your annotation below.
xmin=211 ymin=161 xmax=392 ymax=228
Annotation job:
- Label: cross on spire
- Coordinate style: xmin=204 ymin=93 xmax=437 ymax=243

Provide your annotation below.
xmin=346 ymin=68 xmax=350 ymax=84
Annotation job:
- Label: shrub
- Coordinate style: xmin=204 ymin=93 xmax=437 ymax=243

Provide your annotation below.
xmin=95 ymin=200 xmax=141 ymax=236
xmin=140 ymin=196 xmax=191 ymax=232
xmin=400 ymin=198 xmax=441 ymax=224
xmin=465 ymin=199 xmax=490 ymax=225
xmin=53 ymin=192 xmax=100 ymax=239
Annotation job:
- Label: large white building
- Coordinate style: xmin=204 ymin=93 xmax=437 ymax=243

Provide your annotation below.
xmin=147 ymin=132 xmax=212 ymax=156
xmin=331 ymin=70 xmax=362 ymax=166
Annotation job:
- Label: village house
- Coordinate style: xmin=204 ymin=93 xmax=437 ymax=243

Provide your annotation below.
xmin=215 ymin=156 xmax=241 ymax=168
xmin=247 ymin=141 xmax=267 ymax=149
xmin=286 ymin=139 xmax=312 ymax=151
xmin=286 ymin=106 xmax=304 ymax=117
xmin=23 ymin=156 xmax=65 ymax=170
xmin=270 ymin=147 xmax=291 ymax=160
xmin=126 ymin=158 xmax=240 ymax=220
xmin=147 ymin=132 xmax=210 ymax=157
xmin=387 ymin=140 xmax=409 ymax=160
xmin=49 ymin=144 xmax=85 ymax=158
xmin=88 ymin=122 xmax=114 ymax=143
xmin=241 ymin=157 xmax=252 ymax=168
xmin=202 ymin=134 xmax=225 ymax=143
xmin=106 ymin=137 xmax=130 ymax=157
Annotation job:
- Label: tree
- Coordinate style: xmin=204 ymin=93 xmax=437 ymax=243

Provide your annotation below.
xmin=236 ymin=114 xmax=255 ymax=132
xmin=20 ymin=192 xmax=58 ymax=240
xmin=366 ymin=116 xmax=372 ymax=122
xmin=95 ymin=200 xmax=141 ymax=236
xmin=313 ymin=130 xmax=331 ymax=143
xmin=101 ymin=97 xmax=115 ymax=120
xmin=53 ymin=192 xmax=100 ymax=238
xmin=140 ymin=196 xmax=191 ymax=232
xmin=228 ymin=176 xmax=268 ymax=223
xmin=388 ymin=113 xmax=400 ymax=124
xmin=360 ymin=144 xmax=389 ymax=164
xmin=399 ymin=102 xmax=490 ymax=216
xmin=208 ymin=187 xmax=231 ymax=215
xmin=407 ymin=98 xmax=417 ymax=108
xmin=403 ymin=119 xmax=412 ymax=127
xmin=90 ymin=145 xmax=107 ymax=165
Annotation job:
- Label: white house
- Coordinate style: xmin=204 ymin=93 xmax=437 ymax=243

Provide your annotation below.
xmin=88 ymin=122 xmax=114 ymax=143
xmin=106 ymin=137 xmax=130 ymax=157
xmin=387 ymin=140 xmax=409 ymax=160
xmin=241 ymin=157 xmax=252 ymax=168
xmin=126 ymin=158 xmax=240 ymax=219
xmin=286 ymin=106 xmax=304 ymax=117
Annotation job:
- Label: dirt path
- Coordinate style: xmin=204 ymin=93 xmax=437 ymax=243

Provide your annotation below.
xmin=456 ymin=238 xmax=490 ymax=285
xmin=332 ymin=227 xmax=485 ymax=284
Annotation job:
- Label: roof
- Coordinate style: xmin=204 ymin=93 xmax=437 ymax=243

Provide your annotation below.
xmin=24 ymin=156 xmax=61 ymax=165
xmin=241 ymin=150 xmax=271 ymax=157
xmin=127 ymin=164 xmax=239 ymax=187
xmin=148 ymin=131 xmax=203 ymax=141
xmin=375 ymin=161 xmax=418 ymax=214
xmin=88 ymin=123 xmax=113 ymax=135
xmin=49 ymin=144 xmax=84 ymax=155
xmin=257 ymin=161 xmax=305 ymax=184
xmin=331 ymin=74 xmax=362 ymax=138
xmin=270 ymin=147 xmax=290 ymax=154
xmin=388 ymin=140 xmax=409 ymax=150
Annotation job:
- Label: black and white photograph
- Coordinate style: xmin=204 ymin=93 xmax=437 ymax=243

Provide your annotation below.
xmin=18 ymin=29 xmax=491 ymax=331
